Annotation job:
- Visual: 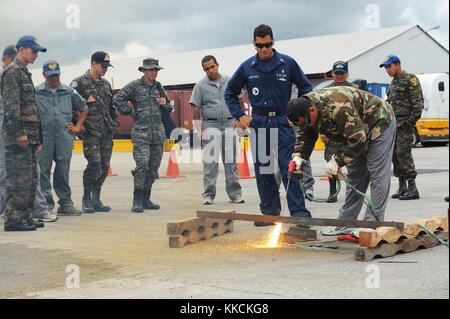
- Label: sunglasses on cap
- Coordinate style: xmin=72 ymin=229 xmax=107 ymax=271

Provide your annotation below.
xmin=254 ymin=42 xmax=273 ymax=49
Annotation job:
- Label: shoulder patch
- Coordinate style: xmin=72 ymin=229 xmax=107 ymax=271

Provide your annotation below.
xmin=70 ymin=81 xmax=78 ymax=88
xmin=409 ymin=76 xmax=419 ymax=87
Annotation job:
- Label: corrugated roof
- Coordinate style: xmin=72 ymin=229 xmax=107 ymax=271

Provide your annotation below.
xmin=31 ymin=25 xmax=417 ymax=88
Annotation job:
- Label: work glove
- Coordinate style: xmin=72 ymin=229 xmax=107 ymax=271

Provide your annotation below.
xmin=292 ymin=153 xmax=307 ymax=172
xmin=325 ymin=155 xmax=340 ymax=178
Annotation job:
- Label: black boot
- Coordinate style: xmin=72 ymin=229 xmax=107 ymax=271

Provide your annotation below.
xmin=131 ymin=190 xmax=144 ymax=213
xmin=392 ymin=177 xmax=407 ymax=199
xmin=399 ymin=179 xmax=420 ymax=200
xmin=142 ymin=189 xmax=160 ymax=210
xmin=82 ymin=188 xmax=95 ymax=213
xmin=4 ymin=220 xmax=36 ymax=232
xmin=92 ymin=187 xmax=111 ymax=212
xmin=327 ymin=177 xmax=338 ymax=203
xmin=28 ymin=218 xmax=45 ymax=228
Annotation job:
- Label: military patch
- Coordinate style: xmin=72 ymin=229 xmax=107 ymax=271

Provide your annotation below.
xmin=252 ymin=87 xmax=260 ymax=96
xmin=48 ymin=63 xmax=58 ymax=70
xmin=410 ymin=77 xmax=419 ymax=87
xmin=70 ymin=80 xmax=78 ymax=88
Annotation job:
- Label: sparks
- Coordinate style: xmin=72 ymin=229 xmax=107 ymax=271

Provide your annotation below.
xmin=265 ymin=223 xmax=283 ymax=248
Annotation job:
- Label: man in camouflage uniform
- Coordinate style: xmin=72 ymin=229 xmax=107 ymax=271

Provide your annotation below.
xmin=380 ymin=55 xmax=424 ymax=201
xmin=71 ymin=52 xmax=118 ymax=213
xmin=1 ymin=36 xmax=47 ymax=231
xmin=288 ymin=86 xmax=396 ymax=236
xmin=113 ymin=59 xmax=171 ymax=213
xmin=322 ymin=61 xmax=359 ymax=203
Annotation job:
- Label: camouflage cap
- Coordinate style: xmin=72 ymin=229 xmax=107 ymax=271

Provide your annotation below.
xmin=138 ymin=58 xmax=163 ymax=72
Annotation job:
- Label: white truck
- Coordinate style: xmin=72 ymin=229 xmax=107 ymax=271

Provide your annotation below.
xmin=414 ymin=73 xmax=449 ymax=146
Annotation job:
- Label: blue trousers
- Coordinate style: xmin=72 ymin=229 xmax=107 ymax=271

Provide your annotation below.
xmin=249 ymin=115 xmax=311 ymax=217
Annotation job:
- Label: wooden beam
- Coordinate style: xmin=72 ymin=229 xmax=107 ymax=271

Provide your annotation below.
xmin=196 ymin=211 xmax=404 ymax=230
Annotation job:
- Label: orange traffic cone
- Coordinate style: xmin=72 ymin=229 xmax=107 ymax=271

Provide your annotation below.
xmin=238 ymin=149 xmax=255 ymax=179
xmin=108 ymin=165 xmax=117 ymax=176
xmin=161 ymin=150 xmax=185 ymax=179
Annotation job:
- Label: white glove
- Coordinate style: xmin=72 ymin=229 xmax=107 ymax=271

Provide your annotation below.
xmin=325 ymin=155 xmax=340 ymax=177
xmin=292 ymin=153 xmax=307 ymax=171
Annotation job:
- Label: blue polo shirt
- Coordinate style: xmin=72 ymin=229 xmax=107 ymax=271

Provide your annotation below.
xmin=225 ymin=50 xmax=312 ymax=119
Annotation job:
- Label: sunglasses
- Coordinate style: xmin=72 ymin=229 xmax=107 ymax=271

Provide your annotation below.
xmin=255 ymin=42 xmax=273 ymax=49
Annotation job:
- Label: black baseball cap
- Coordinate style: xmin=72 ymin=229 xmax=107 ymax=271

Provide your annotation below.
xmin=91 ymin=51 xmax=113 ymax=68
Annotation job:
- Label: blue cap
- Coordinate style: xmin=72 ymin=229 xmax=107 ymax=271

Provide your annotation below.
xmin=15 ymin=35 xmax=47 ymax=53
xmin=43 ymin=60 xmax=61 ymax=76
xmin=379 ymin=55 xmax=401 ymax=68
xmin=332 ymin=61 xmax=348 ymax=74
xmin=2 ymin=45 xmax=17 ymax=58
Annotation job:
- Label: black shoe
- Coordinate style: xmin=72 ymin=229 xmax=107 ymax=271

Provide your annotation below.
xmin=57 ymin=206 xmax=82 ymax=216
xmin=327 ymin=194 xmax=338 ymax=203
xmin=392 ymin=189 xmax=408 ymax=199
xmin=254 ymin=222 xmax=276 ymax=227
xmin=392 ymin=178 xmax=407 ymax=199
xmin=4 ymin=221 xmax=36 ymax=232
xmin=82 ymin=189 xmax=95 ymax=214
xmin=132 ymin=190 xmax=144 ymax=213
xmin=92 ymin=188 xmax=111 ymax=212
xmin=142 ymin=190 xmax=160 ymax=210
xmin=399 ymin=190 xmax=420 ymax=200
xmin=93 ymin=202 xmax=112 ymax=212
xmin=29 ymin=219 xmax=45 ymax=228
xmin=399 ymin=179 xmax=420 ymax=200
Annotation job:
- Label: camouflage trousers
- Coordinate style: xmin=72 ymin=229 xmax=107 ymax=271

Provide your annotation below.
xmin=4 ymin=145 xmax=38 ymax=225
xmin=82 ymin=129 xmax=113 ymax=190
xmin=132 ymin=142 xmax=164 ymax=191
xmin=393 ymin=125 xmax=417 ymax=179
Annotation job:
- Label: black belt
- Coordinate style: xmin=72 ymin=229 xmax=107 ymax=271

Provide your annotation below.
xmin=251 ymin=109 xmax=286 ymax=117
xmin=203 ymin=117 xmax=234 ymax=121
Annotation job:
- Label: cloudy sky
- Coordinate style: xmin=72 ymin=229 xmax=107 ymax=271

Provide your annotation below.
xmin=1 ymin=0 xmax=448 ymax=66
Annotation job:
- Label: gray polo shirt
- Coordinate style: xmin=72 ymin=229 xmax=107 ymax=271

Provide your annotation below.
xmin=190 ymin=74 xmax=234 ymax=123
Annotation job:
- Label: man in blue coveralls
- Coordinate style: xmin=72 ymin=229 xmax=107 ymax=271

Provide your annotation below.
xmin=225 ymin=24 xmax=313 ymax=226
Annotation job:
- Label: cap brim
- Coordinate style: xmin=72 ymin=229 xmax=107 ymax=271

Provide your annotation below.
xmin=101 ymin=62 xmax=113 ymax=68
xmin=139 ymin=66 xmax=163 ymax=72
xmin=31 ymin=45 xmax=47 ymax=53
xmin=379 ymin=62 xmax=392 ymax=68
xmin=44 ymin=70 xmax=61 ymax=76
xmin=332 ymin=70 xmax=347 ymax=74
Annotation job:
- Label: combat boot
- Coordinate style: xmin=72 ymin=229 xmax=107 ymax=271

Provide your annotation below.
xmin=4 ymin=221 xmax=36 ymax=232
xmin=132 ymin=190 xmax=144 ymax=213
xmin=399 ymin=179 xmax=420 ymax=200
xmin=92 ymin=187 xmax=111 ymax=212
xmin=142 ymin=189 xmax=160 ymax=210
xmin=327 ymin=177 xmax=338 ymax=203
xmin=392 ymin=177 xmax=407 ymax=199
xmin=82 ymin=189 xmax=95 ymax=214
